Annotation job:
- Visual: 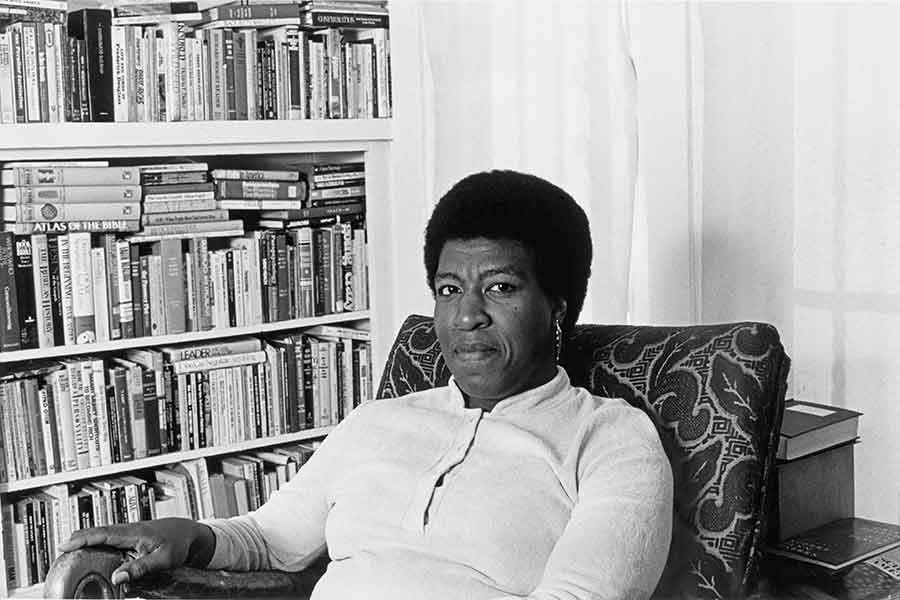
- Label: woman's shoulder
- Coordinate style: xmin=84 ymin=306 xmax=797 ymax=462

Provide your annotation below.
xmin=346 ymin=386 xmax=453 ymax=420
xmin=571 ymin=388 xmax=662 ymax=449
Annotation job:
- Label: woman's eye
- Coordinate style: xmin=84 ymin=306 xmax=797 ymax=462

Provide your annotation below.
xmin=487 ymin=282 xmax=516 ymax=294
xmin=436 ymin=284 xmax=460 ymax=297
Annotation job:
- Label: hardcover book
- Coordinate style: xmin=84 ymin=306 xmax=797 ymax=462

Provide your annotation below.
xmin=768 ymin=518 xmax=900 ymax=572
xmin=778 ymin=399 xmax=862 ymax=461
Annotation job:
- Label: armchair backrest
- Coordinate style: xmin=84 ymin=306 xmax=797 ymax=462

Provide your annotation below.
xmin=376 ymin=315 xmax=790 ymax=599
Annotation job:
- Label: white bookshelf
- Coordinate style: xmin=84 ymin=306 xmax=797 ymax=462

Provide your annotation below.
xmin=0 ymin=119 xmax=396 ymax=598
xmin=0 ymin=310 xmax=370 ymax=363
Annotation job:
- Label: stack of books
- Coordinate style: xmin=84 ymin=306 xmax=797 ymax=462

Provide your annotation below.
xmin=774 ymin=399 xmax=862 ymax=541
xmin=214 ymin=167 xmax=307 ymax=212
xmin=137 ymin=162 xmax=243 ymax=240
xmin=1 ymin=161 xmax=142 ymax=235
xmin=768 ymin=518 xmax=900 ymax=573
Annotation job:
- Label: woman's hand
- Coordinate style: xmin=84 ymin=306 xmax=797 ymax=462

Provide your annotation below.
xmin=58 ymin=518 xmax=216 ymax=585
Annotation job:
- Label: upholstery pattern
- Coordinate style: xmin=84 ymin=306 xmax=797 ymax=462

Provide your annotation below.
xmin=376 ymin=315 xmax=790 ymax=600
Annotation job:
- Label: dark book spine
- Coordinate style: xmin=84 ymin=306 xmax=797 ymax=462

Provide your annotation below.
xmin=69 ymin=8 xmax=114 ymax=121
xmin=201 ymin=371 xmax=212 ymax=447
xmin=162 ymin=363 xmax=176 ymax=452
xmin=24 ymin=501 xmax=37 ymax=584
xmin=105 ymin=383 xmax=121 ymax=463
xmin=263 ymin=39 xmax=276 ymax=119
xmin=65 ymin=34 xmax=81 ymax=121
xmin=275 ymin=232 xmax=289 ymax=321
xmin=250 ymin=363 xmax=262 ymax=438
xmin=129 ymin=245 xmax=143 ymax=337
xmin=14 ymin=236 xmax=38 ymax=349
xmin=76 ymin=39 xmax=90 ymax=121
xmin=45 ymin=212 xmax=64 ymax=345
xmin=351 ymin=340 xmax=361 ymax=408
xmin=257 ymin=234 xmax=269 ymax=323
xmin=255 ymin=40 xmax=265 ymax=120
xmin=286 ymin=28 xmax=301 ymax=118
xmin=184 ymin=372 xmax=194 ymax=450
xmin=266 ymin=232 xmax=277 ymax=321
xmin=308 ymin=12 xmax=388 ymax=28
xmin=301 ymin=336 xmax=314 ymax=428
xmin=102 ymin=235 xmax=121 ymax=340
xmin=225 ymin=249 xmax=236 ymax=328
xmin=0 ymin=232 xmax=21 ymax=351
xmin=115 ymin=367 xmax=133 ymax=462
xmin=141 ymin=367 xmax=161 ymax=456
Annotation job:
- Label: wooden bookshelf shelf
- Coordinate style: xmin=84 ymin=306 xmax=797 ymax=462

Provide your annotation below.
xmin=0 ymin=119 xmax=393 ymax=159
xmin=0 ymin=426 xmax=334 ymax=494
xmin=0 ymin=310 xmax=370 ymax=363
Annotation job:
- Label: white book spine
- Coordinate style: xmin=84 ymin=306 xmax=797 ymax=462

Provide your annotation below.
xmin=22 ymin=23 xmax=40 ymax=122
xmin=91 ymin=247 xmax=110 ymax=343
xmin=116 ymin=240 xmax=133 ymax=335
xmin=147 ymin=254 xmax=165 ymax=335
xmin=65 ymin=361 xmax=90 ymax=470
xmin=38 ymin=387 xmax=57 ymax=474
xmin=0 ymin=32 xmax=14 ymax=124
xmin=233 ymin=247 xmax=246 ymax=328
xmin=127 ymin=363 xmax=147 ymax=459
xmin=50 ymin=370 xmax=77 ymax=472
xmin=68 ymin=232 xmax=96 ymax=344
xmin=80 ymin=361 xmax=100 ymax=468
xmin=42 ymin=23 xmax=59 ymax=123
xmin=111 ymin=25 xmax=128 ymax=122
xmin=30 ymin=233 xmax=55 ymax=348
xmin=91 ymin=359 xmax=112 ymax=466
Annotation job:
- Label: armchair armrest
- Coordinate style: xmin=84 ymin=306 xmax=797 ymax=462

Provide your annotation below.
xmin=43 ymin=546 xmax=328 ymax=599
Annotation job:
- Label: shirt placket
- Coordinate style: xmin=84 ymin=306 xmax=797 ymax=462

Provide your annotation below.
xmin=401 ymin=409 xmax=482 ymax=533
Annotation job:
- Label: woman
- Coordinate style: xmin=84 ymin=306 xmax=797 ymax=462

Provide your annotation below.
xmin=60 ymin=170 xmax=673 ymax=599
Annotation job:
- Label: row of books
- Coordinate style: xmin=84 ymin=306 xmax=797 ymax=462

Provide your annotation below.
xmin=0 ymin=328 xmax=372 ymax=483
xmin=0 ymin=221 xmax=368 ymax=351
xmin=0 ymin=442 xmax=320 ymax=590
xmin=1 ymin=160 xmax=367 ymax=235
xmin=0 ymin=1 xmax=391 ymax=124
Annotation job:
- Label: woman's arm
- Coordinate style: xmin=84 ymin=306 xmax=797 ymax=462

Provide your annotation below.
xmin=495 ymin=410 xmax=674 ymax=600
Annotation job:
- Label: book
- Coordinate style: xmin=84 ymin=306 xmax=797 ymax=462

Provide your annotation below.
xmin=768 ymin=518 xmax=900 ymax=572
xmin=778 ymin=399 xmax=862 ymax=461
xmin=775 ymin=442 xmax=855 ymax=541
xmin=2 ymin=186 xmax=142 ymax=204
xmin=67 ymin=8 xmax=114 ymax=122
xmin=1 ymin=166 xmax=140 ymax=186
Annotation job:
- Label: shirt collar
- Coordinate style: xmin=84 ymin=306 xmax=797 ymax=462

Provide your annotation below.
xmin=447 ymin=366 xmax=573 ymax=416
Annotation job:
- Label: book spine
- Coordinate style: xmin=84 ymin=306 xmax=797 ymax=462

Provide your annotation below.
xmin=115 ymin=240 xmax=134 ymax=339
xmin=158 ymin=239 xmax=186 ymax=334
xmin=90 ymin=247 xmax=109 ymax=343
xmin=13 ymin=236 xmax=37 ymax=349
xmin=29 ymin=233 xmax=54 ymax=348
xmin=111 ymin=24 xmax=127 ymax=121
xmin=0 ymin=233 xmax=20 ymax=351
xmin=6 ymin=185 xmax=142 ymax=204
xmin=8 ymin=220 xmax=140 ymax=236
xmin=128 ymin=245 xmax=143 ymax=338
xmin=45 ymin=235 xmax=64 ymax=345
xmin=102 ymin=235 xmax=121 ymax=340
xmin=67 ymin=232 xmax=95 ymax=344
xmin=9 ymin=26 xmax=27 ymax=123
xmin=176 ymin=24 xmax=188 ymax=120
xmin=233 ymin=30 xmax=247 ymax=121
xmin=242 ymin=29 xmax=256 ymax=120
xmin=20 ymin=23 xmax=40 ymax=122
xmin=34 ymin=24 xmax=49 ymax=124
xmin=307 ymin=11 xmax=388 ymax=28
xmin=133 ymin=26 xmax=146 ymax=122
xmin=216 ymin=180 xmax=302 ymax=200
xmin=208 ymin=28 xmax=223 ymax=120
xmin=0 ymin=32 xmax=15 ymax=124
xmin=42 ymin=23 xmax=60 ymax=123
xmin=81 ymin=9 xmax=114 ymax=121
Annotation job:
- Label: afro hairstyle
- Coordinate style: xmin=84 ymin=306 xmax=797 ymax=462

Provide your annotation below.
xmin=423 ymin=169 xmax=592 ymax=335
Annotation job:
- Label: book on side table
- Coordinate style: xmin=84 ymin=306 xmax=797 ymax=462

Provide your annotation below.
xmin=767 ymin=518 xmax=900 ymax=572
xmin=778 ymin=399 xmax=861 ymax=461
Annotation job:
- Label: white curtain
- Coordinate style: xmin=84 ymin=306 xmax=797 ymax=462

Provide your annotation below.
xmin=384 ymin=0 xmax=647 ymax=337
xmin=384 ymin=0 xmax=900 ymax=523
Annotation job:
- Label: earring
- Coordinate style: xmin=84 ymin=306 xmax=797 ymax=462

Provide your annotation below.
xmin=553 ymin=319 xmax=562 ymax=363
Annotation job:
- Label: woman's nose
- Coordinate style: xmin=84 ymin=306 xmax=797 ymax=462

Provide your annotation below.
xmin=454 ymin=290 xmax=490 ymax=329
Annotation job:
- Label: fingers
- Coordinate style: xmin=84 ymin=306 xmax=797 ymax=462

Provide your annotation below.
xmin=59 ymin=526 xmax=137 ymax=553
xmin=112 ymin=549 xmax=172 ymax=585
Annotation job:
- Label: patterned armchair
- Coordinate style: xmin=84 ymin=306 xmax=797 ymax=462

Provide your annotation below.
xmin=45 ymin=315 xmax=790 ymax=600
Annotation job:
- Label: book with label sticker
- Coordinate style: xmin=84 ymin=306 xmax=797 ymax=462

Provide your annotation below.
xmin=778 ymin=399 xmax=861 ymax=461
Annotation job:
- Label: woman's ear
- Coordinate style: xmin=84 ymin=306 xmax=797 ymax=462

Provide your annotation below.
xmin=552 ymin=298 xmax=568 ymax=327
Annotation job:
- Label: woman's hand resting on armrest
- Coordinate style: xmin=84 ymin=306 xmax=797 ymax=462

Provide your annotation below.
xmin=58 ymin=518 xmax=217 ymax=585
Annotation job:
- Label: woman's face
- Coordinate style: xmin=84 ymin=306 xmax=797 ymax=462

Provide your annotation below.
xmin=433 ymin=237 xmax=563 ymax=404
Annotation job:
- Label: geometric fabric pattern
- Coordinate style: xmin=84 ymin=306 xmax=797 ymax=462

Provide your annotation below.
xmin=376 ymin=315 xmax=791 ymax=599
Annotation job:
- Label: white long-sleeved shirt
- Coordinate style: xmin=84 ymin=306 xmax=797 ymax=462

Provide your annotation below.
xmin=202 ymin=367 xmax=673 ymax=600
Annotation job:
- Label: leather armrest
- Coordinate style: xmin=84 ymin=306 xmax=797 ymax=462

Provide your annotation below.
xmin=44 ymin=546 xmax=328 ymax=599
